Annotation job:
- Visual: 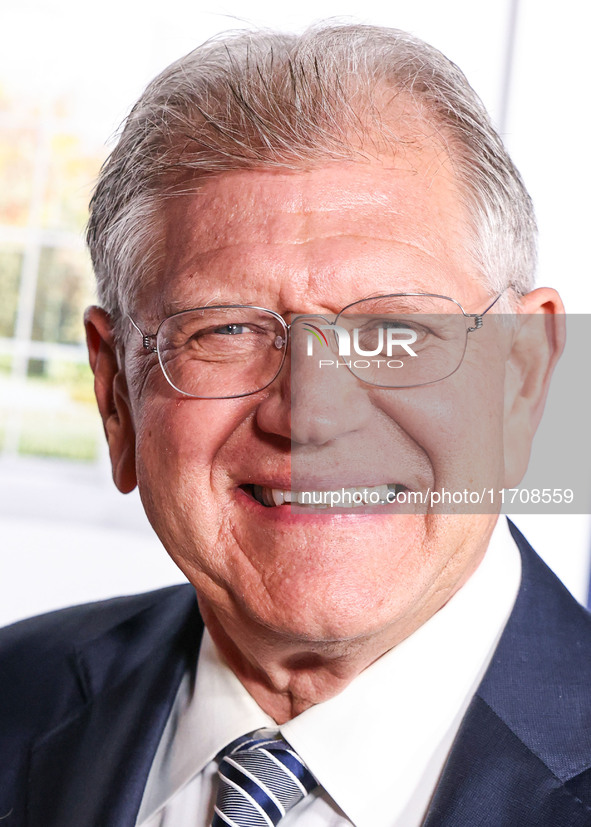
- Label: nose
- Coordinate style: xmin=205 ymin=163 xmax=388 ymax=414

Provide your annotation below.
xmin=255 ymin=318 xmax=377 ymax=446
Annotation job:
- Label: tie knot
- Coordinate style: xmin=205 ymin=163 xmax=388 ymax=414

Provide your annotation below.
xmin=212 ymin=731 xmax=318 ymax=826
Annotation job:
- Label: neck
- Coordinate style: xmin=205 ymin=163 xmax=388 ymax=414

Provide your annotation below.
xmin=196 ymin=518 xmax=495 ymax=722
xmin=198 ymin=576 xmax=470 ymax=723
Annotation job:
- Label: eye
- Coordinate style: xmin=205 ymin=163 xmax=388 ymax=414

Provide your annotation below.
xmin=213 ymin=323 xmax=248 ymax=335
xmin=185 ymin=321 xmax=274 ymax=357
xmin=357 ymin=318 xmax=429 ymax=343
xmin=365 ymin=317 xmax=453 ymax=344
xmin=377 ymin=320 xmax=417 ymax=333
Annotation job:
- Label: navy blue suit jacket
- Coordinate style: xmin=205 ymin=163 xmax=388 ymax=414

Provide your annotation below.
xmin=2 ymin=523 xmax=591 ymax=826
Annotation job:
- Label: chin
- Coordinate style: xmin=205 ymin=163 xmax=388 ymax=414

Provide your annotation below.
xmin=240 ymin=570 xmax=422 ymax=646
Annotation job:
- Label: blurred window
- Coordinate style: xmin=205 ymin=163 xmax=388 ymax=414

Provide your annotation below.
xmin=0 ymin=92 xmax=105 ymax=461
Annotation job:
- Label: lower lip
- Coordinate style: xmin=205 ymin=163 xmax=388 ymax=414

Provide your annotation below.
xmin=234 ymin=487 xmax=412 ymax=523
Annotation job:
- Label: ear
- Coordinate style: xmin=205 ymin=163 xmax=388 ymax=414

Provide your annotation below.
xmin=84 ymin=307 xmax=137 ymax=493
xmin=503 ymin=288 xmax=565 ymax=487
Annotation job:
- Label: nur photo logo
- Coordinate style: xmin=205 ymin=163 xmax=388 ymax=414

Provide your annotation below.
xmin=302 ymin=320 xmax=418 ymax=371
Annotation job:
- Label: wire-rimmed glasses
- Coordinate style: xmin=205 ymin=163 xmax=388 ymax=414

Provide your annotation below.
xmin=128 ymin=292 xmax=503 ymax=399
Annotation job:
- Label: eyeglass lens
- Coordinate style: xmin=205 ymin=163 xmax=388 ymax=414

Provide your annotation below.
xmin=334 ymin=296 xmax=469 ymax=388
xmin=155 ymin=297 xmax=472 ymax=398
xmin=157 ymin=307 xmax=286 ymax=399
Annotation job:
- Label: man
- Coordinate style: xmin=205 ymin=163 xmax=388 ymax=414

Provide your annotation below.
xmin=1 ymin=22 xmax=589 ymax=827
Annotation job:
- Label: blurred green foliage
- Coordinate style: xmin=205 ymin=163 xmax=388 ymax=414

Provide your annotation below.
xmin=0 ymin=247 xmax=22 ymax=338
xmin=33 ymin=246 xmax=95 ymax=345
xmin=0 ymin=89 xmax=105 ymax=462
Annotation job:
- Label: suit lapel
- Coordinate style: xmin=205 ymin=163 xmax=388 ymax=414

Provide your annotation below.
xmin=423 ymin=695 xmax=591 ymax=826
xmin=424 ymin=522 xmax=591 ymax=826
xmin=26 ymin=585 xmax=202 ymax=827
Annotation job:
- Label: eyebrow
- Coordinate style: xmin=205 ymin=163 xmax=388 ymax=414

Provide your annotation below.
xmin=344 ymin=295 xmax=447 ymax=313
xmin=159 ymin=292 xmax=452 ymax=322
xmin=160 ymin=295 xmax=256 ymax=317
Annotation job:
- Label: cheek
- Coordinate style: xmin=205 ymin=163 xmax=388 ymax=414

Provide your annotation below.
xmin=132 ymin=397 xmax=252 ymax=533
xmin=129 ymin=398 xmax=261 ymax=595
xmin=431 ymin=397 xmax=504 ymax=490
xmin=135 ymin=396 xmax=249 ymax=468
xmin=373 ymin=369 xmax=507 ymax=491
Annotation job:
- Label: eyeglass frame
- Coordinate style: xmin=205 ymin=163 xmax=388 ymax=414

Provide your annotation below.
xmin=127 ymin=291 xmax=505 ymax=399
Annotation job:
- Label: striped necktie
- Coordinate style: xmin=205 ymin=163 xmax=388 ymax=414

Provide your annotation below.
xmin=212 ymin=731 xmax=318 ymax=826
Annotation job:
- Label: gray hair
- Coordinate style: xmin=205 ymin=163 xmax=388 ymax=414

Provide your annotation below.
xmin=87 ymin=23 xmax=536 ymax=326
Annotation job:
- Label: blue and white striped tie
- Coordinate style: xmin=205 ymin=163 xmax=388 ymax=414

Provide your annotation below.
xmin=212 ymin=731 xmax=318 ymax=826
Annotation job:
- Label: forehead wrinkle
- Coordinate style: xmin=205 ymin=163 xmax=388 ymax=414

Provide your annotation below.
xmin=163 ymin=193 xmax=458 ymax=283
xmin=166 ymin=165 xmax=450 ymax=252
xmin=170 ymin=232 xmax=444 ymax=263
xmin=164 ymin=239 xmax=453 ymax=319
xmin=179 ymin=202 xmax=398 ymax=249
xmin=155 ymin=229 xmax=468 ymax=322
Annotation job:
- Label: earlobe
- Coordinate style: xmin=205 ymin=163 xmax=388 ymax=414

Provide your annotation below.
xmin=84 ymin=306 xmax=137 ymax=493
xmin=503 ymin=288 xmax=565 ymax=487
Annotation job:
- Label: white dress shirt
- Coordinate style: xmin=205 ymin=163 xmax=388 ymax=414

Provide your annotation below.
xmin=137 ymin=518 xmax=521 ymax=827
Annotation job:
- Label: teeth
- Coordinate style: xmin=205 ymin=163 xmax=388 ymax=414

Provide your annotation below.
xmin=271 ymin=489 xmax=285 ymax=507
xmin=252 ymin=483 xmax=404 ymax=508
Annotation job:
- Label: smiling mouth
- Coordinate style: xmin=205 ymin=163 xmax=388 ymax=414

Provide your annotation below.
xmin=240 ymin=483 xmax=407 ymax=508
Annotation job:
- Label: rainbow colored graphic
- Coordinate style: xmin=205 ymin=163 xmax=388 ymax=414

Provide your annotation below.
xmin=303 ymin=323 xmax=329 ymax=347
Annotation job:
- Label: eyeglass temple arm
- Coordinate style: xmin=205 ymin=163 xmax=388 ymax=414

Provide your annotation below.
xmin=128 ymin=314 xmax=158 ymax=353
xmin=466 ymin=291 xmax=505 ymax=333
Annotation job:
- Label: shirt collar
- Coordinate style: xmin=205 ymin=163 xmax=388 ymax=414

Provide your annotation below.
xmin=139 ymin=517 xmax=521 ymax=825
xmin=137 ymin=631 xmax=275 ymax=821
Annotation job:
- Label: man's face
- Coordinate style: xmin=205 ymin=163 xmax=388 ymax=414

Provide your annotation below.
xmin=109 ymin=148 xmax=524 ymax=647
